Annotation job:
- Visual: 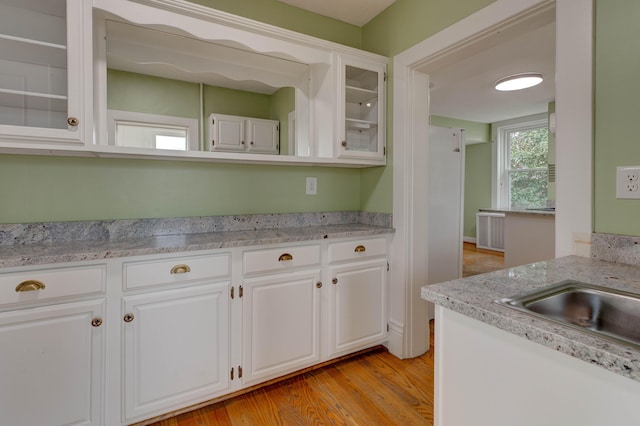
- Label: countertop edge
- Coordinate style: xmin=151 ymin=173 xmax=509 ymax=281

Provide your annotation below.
xmin=421 ymin=257 xmax=640 ymax=383
xmin=0 ymin=225 xmax=395 ymax=269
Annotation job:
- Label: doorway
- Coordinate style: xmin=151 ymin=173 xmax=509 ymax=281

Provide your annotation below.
xmin=389 ymin=0 xmax=593 ymax=359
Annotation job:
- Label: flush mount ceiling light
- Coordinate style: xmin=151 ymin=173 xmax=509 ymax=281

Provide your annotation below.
xmin=494 ymin=72 xmax=544 ymax=91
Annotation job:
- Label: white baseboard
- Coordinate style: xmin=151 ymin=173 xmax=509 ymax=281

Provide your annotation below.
xmin=463 ymin=236 xmax=477 ymax=244
xmin=386 ymin=319 xmax=406 ymax=358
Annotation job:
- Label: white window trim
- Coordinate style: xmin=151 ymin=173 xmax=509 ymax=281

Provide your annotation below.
xmin=492 ymin=113 xmax=548 ymax=208
xmin=107 ymin=109 xmax=199 ymax=151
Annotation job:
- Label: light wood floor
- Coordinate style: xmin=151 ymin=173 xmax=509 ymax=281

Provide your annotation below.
xmin=462 ymin=242 xmax=505 ymax=277
xmin=147 ymin=323 xmax=435 ymax=426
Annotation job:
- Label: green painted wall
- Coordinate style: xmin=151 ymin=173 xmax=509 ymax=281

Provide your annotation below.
xmin=358 ymin=0 xmax=497 ymax=214
xmin=270 ymin=87 xmax=295 ymax=154
xmin=0 ymin=155 xmax=360 ymax=223
xmin=361 ymin=0 xmax=496 ymax=57
xmin=0 ymin=0 xmax=519 ymax=224
xmin=190 ymin=0 xmax=361 ymax=48
xmin=108 ymin=70 xmax=200 ymax=119
xmin=594 ymin=0 xmax=640 ymax=236
xmin=432 ymin=116 xmax=492 ymax=239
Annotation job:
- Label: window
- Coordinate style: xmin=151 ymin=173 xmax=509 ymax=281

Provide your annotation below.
xmin=107 ymin=110 xmax=199 ymax=151
xmin=497 ymin=118 xmax=548 ymax=208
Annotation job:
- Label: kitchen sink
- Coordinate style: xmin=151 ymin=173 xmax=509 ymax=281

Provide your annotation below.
xmin=496 ymin=280 xmax=640 ymax=349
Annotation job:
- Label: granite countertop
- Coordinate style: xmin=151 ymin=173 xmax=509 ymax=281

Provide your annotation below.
xmin=0 ymin=223 xmax=394 ymax=268
xmin=479 ymin=207 xmax=555 ymax=216
xmin=421 ymin=256 xmax=640 ymax=383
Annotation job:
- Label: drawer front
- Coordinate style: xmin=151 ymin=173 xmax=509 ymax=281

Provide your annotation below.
xmin=124 ymin=253 xmax=231 ymax=290
xmin=328 ymin=238 xmax=387 ymax=264
xmin=0 ymin=265 xmax=106 ymax=308
xmin=243 ymin=245 xmax=321 ymax=276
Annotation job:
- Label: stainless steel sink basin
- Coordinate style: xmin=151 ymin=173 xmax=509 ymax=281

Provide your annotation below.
xmin=496 ymin=280 xmax=640 ymax=349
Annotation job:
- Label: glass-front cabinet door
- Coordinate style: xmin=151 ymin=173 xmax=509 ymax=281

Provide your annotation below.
xmin=0 ymin=0 xmax=90 ymax=144
xmin=336 ymin=54 xmax=386 ymax=160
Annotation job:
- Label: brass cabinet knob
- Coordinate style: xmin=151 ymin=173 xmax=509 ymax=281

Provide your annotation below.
xmin=250 ymin=141 xmax=254 ymax=145
xmin=354 ymin=245 xmax=366 ymax=253
xmin=15 ymin=280 xmax=46 ymax=292
xmin=316 ymin=282 xmax=322 ymax=288
xmin=67 ymin=117 xmax=79 ymax=127
xmin=123 ymin=313 xmax=135 ymax=323
xmin=332 ymin=278 xmax=338 ymax=285
xmin=341 ymin=140 xmax=348 ymax=147
xmin=170 ymin=264 xmax=191 ymax=274
xmin=278 ymin=253 xmax=293 ymax=262
xmin=91 ymin=318 xmax=103 ymax=327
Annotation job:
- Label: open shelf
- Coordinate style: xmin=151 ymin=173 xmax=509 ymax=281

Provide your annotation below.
xmin=346 ymin=86 xmax=377 ymax=104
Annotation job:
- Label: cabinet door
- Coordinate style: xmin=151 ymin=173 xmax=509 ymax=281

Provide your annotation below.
xmin=122 ymin=282 xmax=230 ymax=422
xmin=336 ymin=54 xmax=386 ymax=160
xmin=328 ymin=259 xmax=387 ymax=358
xmin=242 ymin=270 xmax=321 ymax=385
xmin=246 ymin=118 xmax=279 ymax=154
xmin=0 ymin=299 xmax=104 ymax=426
xmin=0 ymin=0 xmax=90 ymax=144
xmin=210 ymin=114 xmax=245 ymax=151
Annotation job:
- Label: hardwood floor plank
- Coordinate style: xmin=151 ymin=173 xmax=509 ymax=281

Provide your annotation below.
xmin=333 ymin=356 xmax=430 ymax=425
xmin=148 ymin=323 xmax=436 ymax=426
xmin=306 ymin=361 xmax=396 ymax=425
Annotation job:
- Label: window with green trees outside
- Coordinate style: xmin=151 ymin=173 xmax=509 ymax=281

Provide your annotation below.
xmin=499 ymin=121 xmax=549 ymax=208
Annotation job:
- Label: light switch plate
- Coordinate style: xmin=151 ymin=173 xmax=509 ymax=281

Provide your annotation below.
xmin=616 ymin=166 xmax=640 ymax=199
xmin=306 ymin=177 xmax=317 ymax=195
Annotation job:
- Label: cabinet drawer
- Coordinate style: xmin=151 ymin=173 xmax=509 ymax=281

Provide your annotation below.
xmin=243 ymin=245 xmax=321 ymax=275
xmin=123 ymin=253 xmax=231 ymax=290
xmin=328 ymin=238 xmax=387 ymax=264
xmin=0 ymin=265 xmax=106 ymax=308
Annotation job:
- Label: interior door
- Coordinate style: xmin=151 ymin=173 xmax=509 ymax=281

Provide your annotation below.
xmin=427 ymin=126 xmax=464 ymax=314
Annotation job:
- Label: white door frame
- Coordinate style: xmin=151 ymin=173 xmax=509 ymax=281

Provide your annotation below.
xmin=389 ymin=0 xmax=593 ymax=358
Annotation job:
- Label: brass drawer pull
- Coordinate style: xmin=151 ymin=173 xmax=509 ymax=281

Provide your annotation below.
xmin=332 ymin=278 xmax=338 ymax=285
xmin=278 ymin=253 xmax=293 ymax=262
xmin=170 ymin=264 xmax=191 ymax=274
xmin=354 ymin=245 xmax=366 ymax=253
xmin=123 ymin=313 xmax=134 ymax=323
xmin=316 ymin=281 xmax=323 ymax=288
xmin=15 ymin=280 xmax=46 ymax=292
xmin=91 ymin=318 xmax=103 ymax=327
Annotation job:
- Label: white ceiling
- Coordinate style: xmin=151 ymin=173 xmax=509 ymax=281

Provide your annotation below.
xmin=286 ymin=0 xmax=556 ymax=125
xmin=277 ymin=0 xmax=396 ymax=26
xmin=427 ymin=19 xmax=556 ymax=124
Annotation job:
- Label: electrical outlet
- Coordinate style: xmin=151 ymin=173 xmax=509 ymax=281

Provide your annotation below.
xmin=616 ymin=166 xmax=640 ymax=199
xmin=306 ymin=177 xmax=317 ymax=195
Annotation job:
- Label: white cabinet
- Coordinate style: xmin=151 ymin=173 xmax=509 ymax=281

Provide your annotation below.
xmin=0 ymin=264 xmax=106 ymax=426
xmin=209 ymin=113 xmax=279 ymax=154
xmin=122 ymin=282 xmax=230 ymax=422
xmin=241 ymin=270 xmax=321 ymax=385
xmin=0 ymin=235 xmax=391 ymax=425
xmin=121 ymin=253 xmax=231 ymax=423
xmin=0 ymin=0 xmax=91 ymax=145
xmin=327 ymin=239 xmax=388 ymax=358
xmin=241 ymin=244 xmax=322 ymax=385
xmin=336 ymin=54 xmax=386 ymax=160
xmin=0 ymin=300 xmax=105 ymax=426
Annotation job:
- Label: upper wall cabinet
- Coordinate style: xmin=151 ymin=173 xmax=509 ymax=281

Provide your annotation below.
xmin=336 ymin=54 xmax=386 ymax=160
xmin=0 ymin=0 xmax=388 ymax=167
xmin=0 ymin=0 xmax=92 ymax=146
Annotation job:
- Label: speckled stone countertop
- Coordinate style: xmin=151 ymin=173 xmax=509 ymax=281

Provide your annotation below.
xmin=479 ymin=207 xmax=555 ymax=216
xmin=421 ymin=256 xmax=640 ymax=383
xmin=0 ymin=223 xmax=393 ymax=269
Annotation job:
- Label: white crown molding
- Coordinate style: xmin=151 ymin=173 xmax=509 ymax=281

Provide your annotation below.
xmin=130 ymin=0 xmax=388 ymax=62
